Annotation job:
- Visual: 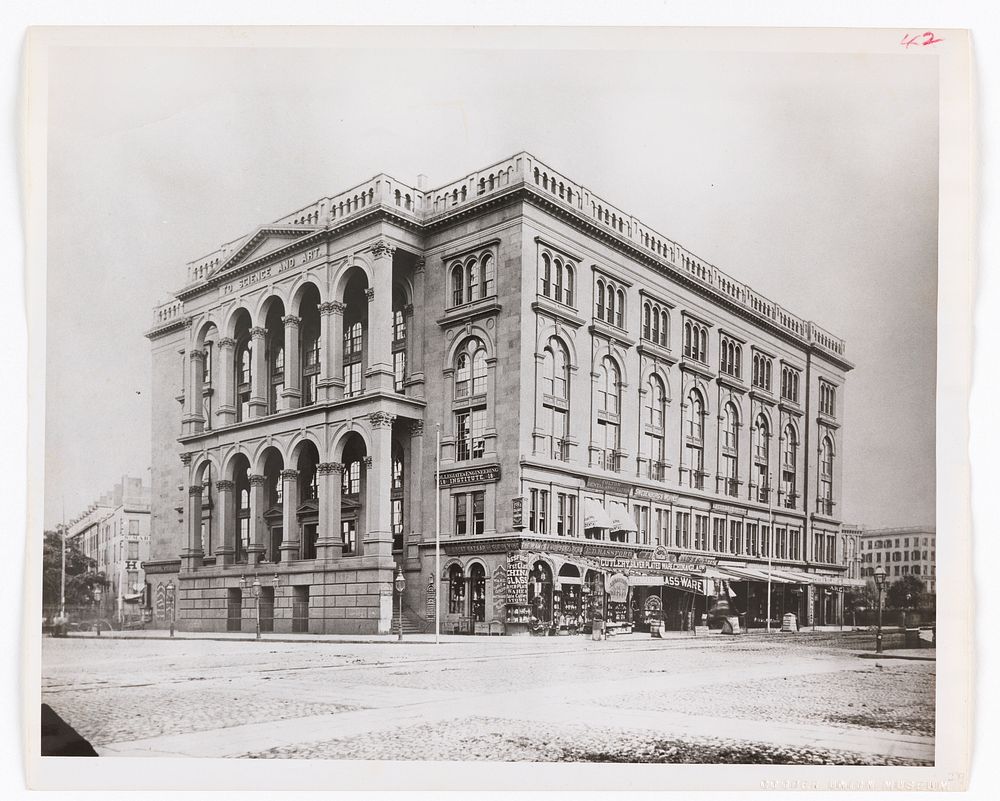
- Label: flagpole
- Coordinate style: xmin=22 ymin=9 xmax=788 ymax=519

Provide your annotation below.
xmin=766 ymin=472 xmax=773 ymax=634
xmin=435 ymin=423 xmax=441 ymax=645
xmin=60 ymin=497 xmax=66 ymax=622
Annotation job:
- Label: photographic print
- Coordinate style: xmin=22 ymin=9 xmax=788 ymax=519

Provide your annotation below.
xmin=24 ymin=25 xmax=972 ymax=792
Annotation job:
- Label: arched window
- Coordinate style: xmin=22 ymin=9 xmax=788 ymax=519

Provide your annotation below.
xmin=721 ymin=402 xmax=739 ymax=496
xmin=645 ymin=374 xmax=667 ymax=479
xmin=540 ymin=338 xmax=570 ymax=460
xmin=564 ymin=265 xmax=575 ymax=306
xmin=236 ymin=335 xmax=252 ymax=422
xmin=684 ymin=390 xmax=705 ymax=488
xmin=782 ymin=424 xmax=798 ymax=509
xmin=615 ymin=289 xmax=625 ymax=328
xmin=466 ymin=258 xmax=480 ymax=303
xmin=659 ymin=309 xmax=669 ymax=347
xmin=606 ymin=286 xmax=616 ymax=325
xmin=643 ymin=302 xmax=652 ymax=340
xmin=541 ymin=253 xmax=552 ymax=296
xmin=596 ymin=356 xmax=622 ymax=471
xmin=753 ymin=414 xmax=770 ymax=503
xmin=343 ymin=321 xmax=364 ymax=398
xmin=596 ymin=281 xmax=606 ymax=320
xmin=448 ymin=564 xmax=465 ymax=614
xmin=598 ymin=356 xmax=620 ymax=416
xmin=450 ymin=263 xmax=464 ymax=307
xmin=470 ymin=563 xmax=486 ymax=622
xmin=819 ymin=436 xmax=834 ymax=514
xmin=482 ymin=254 xmax=495 ymax=297
xmin=454 ymin=338 xmax=489 ymax=461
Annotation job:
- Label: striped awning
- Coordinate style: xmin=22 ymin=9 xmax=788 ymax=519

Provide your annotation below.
xmin=608 ymin=501 xmax=637 ymax=533
xmin=583 ymin=498 xmax=615 ymax=530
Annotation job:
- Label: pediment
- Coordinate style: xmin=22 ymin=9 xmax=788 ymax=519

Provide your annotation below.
xmin=220 ymin=225 xmax=321 ymax=274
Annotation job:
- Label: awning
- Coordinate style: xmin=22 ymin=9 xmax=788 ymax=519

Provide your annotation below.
xmin=718 ymin=565 xmax=792 ymax=584
xmin=608 ymin=501 xmax=637 ymax=533
xmin=583 ymin=498 xmax=615 ymax=530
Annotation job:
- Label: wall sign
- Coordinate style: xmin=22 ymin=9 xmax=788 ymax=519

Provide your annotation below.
xmin=506 ymin=551 xmax=529 ymax=606
xmin=633 ymin=487 xmax=679 ymax=504
xmin=607 ymin=573 xmax=630 ymax=603
xmin=438 ymin=465 xmax=501 ymax=488
xmin=512 ymin=497 xmax=524 ymax=529
xmin=585 ymin=476 xmax=632 ymax=496
xmin=426 ymin=573 xmax=437 ymax=621
xmin=491 ymin=564 xmax=507 ymax=621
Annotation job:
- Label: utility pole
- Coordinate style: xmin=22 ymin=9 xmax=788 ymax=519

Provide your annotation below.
xmin=766 ymin=472 xmax=774 ymax=634
xmin=435 ymin=423 xmax=441 ymax=645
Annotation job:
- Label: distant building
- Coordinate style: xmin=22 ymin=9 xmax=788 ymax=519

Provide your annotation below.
xmin=66 ymin=477 xmax=152 ymax=608
xmin=857 ymin=525 xmax=936 ymax=595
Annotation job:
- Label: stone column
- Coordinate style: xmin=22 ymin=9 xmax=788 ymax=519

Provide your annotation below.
xmin=213 ymin=480 xmax=235 ymax=565
xmin=279 ymin=469 xmax=300 ymax=562
xmin=249 ymin=327 xmax=268 ymax=417
xmin=408 ymin=258 xmax=425 ymax=396
xmin=215 ymin=338 xmax=237 ymax=426
xmin=182 ymin=349 xmax=206 ymax=435
xmin=406 ymin=420 xmax=424 ymax=565
xmin=281 ymin=315 xmax=302 ymax=410
xmin=247 ymin=474 xmax=267 ymax=565
xmin=318 ymin=301 xmax=345 ymax=402
xmin=364 ymin=411 xmax=395 ymax=557
xmin=366 ymin=241 xmax=395 ymax=393
xmin=315 ymin=462 xmax=344 ymax=560
xmin=181 ymin=484 xmax=205 ymax=572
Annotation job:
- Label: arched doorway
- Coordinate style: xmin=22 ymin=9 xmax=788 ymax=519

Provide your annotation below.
xmin=295 ymin=442 xmax=319 ymax=559
xmin=469 ymin=563 xmax=486 ymax=624
xmin=340 ymin=433 xmax=368 ymax=556
xmin=556 ymin=563 xmax=582 ymax=632
xmin=528 ymin=561 xmax=554 ymax=634
xmin=260 ymin=448 xmax=284 ymax=563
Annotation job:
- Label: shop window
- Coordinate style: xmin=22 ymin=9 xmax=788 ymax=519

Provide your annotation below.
xmin=448 ymin=564 xmax=465 ymax=614
xmin=470 ymin=564 xmax=486 ymax=623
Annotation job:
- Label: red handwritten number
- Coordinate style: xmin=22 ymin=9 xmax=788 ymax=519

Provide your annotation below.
xmin=901 ymin=32 xmax=943 ymax=49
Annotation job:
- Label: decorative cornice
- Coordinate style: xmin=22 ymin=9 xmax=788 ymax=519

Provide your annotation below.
xmin=369 ymin=411 xmax=396 ymax=429
xmin=371 ymin=241 xmax=396 ymax=260
xmin=249 ymin=474 xmax=266 ymax=486
xmin=214 ymin=480 xmax=235 ymax=492
xmin=365 ymin=287 xmax=376 ymax=302
xmin=279 ymin=469 xmax=300 ymax=480
xmin=217 ymin=337 xmax=236 ymax=349
xmin=249 ymin=327 xmax=267 ymax=339
xmin=282 ymin=315 xmax=301 ymax=327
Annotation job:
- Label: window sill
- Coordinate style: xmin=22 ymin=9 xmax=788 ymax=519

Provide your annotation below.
xmin=717 ymin=373 xmax=746 ymax=392
xmin=588 ymin=318 xmax=635 ymax=348
xmin=679 ymin=357 xmax=714 ymax=380
xmin=636 ymin=340 xmax=675 ymax=364
xmin=532 ymin=298 xmax=585 ymax=329
xmin=436 ymin=296 xmax=502 ymax=327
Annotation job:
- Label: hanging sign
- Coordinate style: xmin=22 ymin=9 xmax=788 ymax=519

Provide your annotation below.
xmin=607 ymin=573 xmax=630 ymax=603
xmin=492 ymin=564 xmax=507 ymax=621
xmin=512 ymin=497 xmax=524 ymax=529
xmin=426 ymin=573 xmax=436 ymax=620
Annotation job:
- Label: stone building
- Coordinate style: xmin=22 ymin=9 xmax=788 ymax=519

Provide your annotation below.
xmin=858 ymin=525 xmax=936 ymax=596
xmin=145 ymin=152 xmax=857 ymax=635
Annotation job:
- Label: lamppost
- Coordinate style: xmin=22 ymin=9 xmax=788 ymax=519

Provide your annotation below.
xmin=394 ymin=565 xmax=407 ymax=642
xmin=93 ymin=585 xmax=103 ymax=637
xmin=240 ymin=575 xmax=263 ymax=640
xmin=165 ymin=580 xmax=176 ymax=638
xmin=873 ymin=565 xmax=886 ymax=654
xmin=903 ymin=592 xmax=912 ymax=630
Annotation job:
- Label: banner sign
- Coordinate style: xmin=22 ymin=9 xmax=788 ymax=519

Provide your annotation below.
xmin=506 ymin=551 xmax=529 ymax=606
xmin=662 ymin=573 xmax=704 ymax=593
xmin=491 ymin=564 xmax=507 ymax=621
xmin=607 ymin=573 xmax=630 ymax=603
xmin=596 ymin=556 xmax=708 ymax=573
xmin=438 ymin=465 xmax=501 ymax=488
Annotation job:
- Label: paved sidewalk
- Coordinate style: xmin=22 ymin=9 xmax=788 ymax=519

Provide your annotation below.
xmin=857 ymin=648 xmax=936 ymax=662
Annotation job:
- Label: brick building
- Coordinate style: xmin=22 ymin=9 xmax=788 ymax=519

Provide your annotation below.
xmin=145 ymin=153 xmax=858 ymax=634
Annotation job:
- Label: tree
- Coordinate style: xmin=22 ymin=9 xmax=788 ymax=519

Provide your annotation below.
xmin=886 ymin=574 xmax=924 ymax=610
xmin=42 ymin=530 xmax=107 ymax=607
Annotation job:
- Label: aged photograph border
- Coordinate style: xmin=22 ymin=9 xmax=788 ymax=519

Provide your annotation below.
xmin=18 ymin=21 xmax=973 ymax=794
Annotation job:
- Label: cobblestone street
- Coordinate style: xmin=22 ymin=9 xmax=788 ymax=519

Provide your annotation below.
xmin=40 ymin=631 xmax=934 ymax=765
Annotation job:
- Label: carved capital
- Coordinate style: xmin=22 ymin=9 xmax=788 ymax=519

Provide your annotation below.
xmin=188 ymin=348 xmax=205 ymax=361
xmin=409 ymin=419 xmax=425 ymax=437
xmin=182 ymin=317 xmax=194 ymax=329
xmin=320 ymin=301 xmax=345 ymax=315
xmin=217 ymin=337 xmax=237 ymax=350
xmin=317 ymin=462 xmax=343 ymax=475
xmin=214 ymin=479 xmax=235 ymax=493
xmin=362 ymin=456 xmax=373 ymax=470
xmin=365 ymin=287 xmax=376 ymax=302
xmin=413 ymin=257 xmax=426 ymax=273
xmin=279 ymin=469 xmax=300 ymax=481
xmin=249 ymin=326 xmax=267 ymax=339
xmin=370 ymin=241 xmax=396 ymax=260
xmin=188 ymin=484 xmax=205 ymax=496
xmin=369 ymin=411 xmax=396 ymax=429
xmin=403 ymin=303 xmax=414 ymax=317
xmin=180 ymin=453 xmax=193 ymax=465
xmin=282 ymin=315 xmax=301 ymax=327
xmin=249 ymin=474 xmax=267 ymax=487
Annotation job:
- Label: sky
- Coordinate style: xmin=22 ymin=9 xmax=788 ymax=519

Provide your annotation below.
xmin=43 ymin=38 xmax=939 ymax=530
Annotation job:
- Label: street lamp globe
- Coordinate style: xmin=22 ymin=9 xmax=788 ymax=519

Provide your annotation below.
xmin=873 ymin=565 xmax=886 ymax=590
xmin=394 ymin=566 xmax=406 ymax=593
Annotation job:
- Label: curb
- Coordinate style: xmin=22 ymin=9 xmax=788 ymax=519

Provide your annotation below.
xmin=856 ymin=652 xmax=936 ymax=662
